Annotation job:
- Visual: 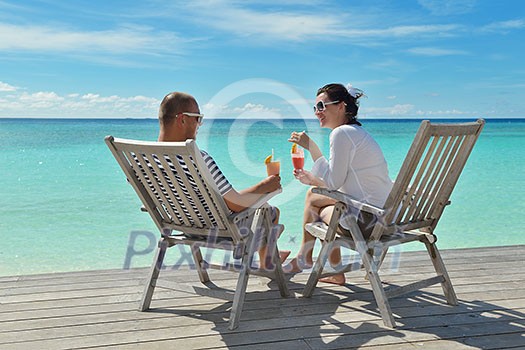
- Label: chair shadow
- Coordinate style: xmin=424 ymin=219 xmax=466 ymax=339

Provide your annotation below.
xmin=146 ymin=272 xmax=406 ymax=349
xmin=312 ymin=280 xmax=525 ymax=349
xmin=142 ymin=264 xmax=525 ymax=349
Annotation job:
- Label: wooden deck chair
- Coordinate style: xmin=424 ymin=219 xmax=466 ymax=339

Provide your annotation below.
xmin=105 ymin=136 xmax=289 ymax=330
xmin=302 ymin=119 xmax=485 ymax=328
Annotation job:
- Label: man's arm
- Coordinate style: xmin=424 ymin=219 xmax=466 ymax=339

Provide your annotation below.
xmin=223 ymin=175 xmax=281 ymax=212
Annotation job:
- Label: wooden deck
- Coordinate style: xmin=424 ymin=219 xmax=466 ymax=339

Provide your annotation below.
xmin=1 ymin=245 xmax=524 ymax=349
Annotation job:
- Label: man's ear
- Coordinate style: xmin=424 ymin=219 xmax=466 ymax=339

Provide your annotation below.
xmin=175 ymin=113 xmax=184 ymax=125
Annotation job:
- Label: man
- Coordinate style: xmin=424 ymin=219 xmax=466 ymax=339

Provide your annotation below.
xmin=157 ymin=91 xmax=289 ymax=267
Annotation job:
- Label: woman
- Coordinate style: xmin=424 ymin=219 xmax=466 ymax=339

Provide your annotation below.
xmin=287 ymin=83 xmax=393 ymax=285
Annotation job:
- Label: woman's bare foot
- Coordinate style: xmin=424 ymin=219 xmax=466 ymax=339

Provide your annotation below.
xmin=260 ymin=250 xmax=291 ymax=270
xmin=283 ymin=257 xmax=313 ymax=273
xmin=279 ymin=250 xmax=291 ymax=263
xmin=319 ymin=273 xmax=346 ymax=286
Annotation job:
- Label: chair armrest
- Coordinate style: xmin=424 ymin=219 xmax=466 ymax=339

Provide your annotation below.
xmin=229 ymin=189 xmax=282 ymax=224
xmin=312 ymin=187 xmax=385 ymax=217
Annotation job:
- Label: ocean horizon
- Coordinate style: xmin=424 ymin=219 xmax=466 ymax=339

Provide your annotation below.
xmin=1 ymin=117 xmax=524 ymax=277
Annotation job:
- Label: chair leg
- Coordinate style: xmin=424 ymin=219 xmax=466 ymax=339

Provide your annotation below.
xmin=303 ymin=202 xmax=345 ymax=297
xmin=376 ymin=246 xmax=389 ymax=270
xmin=349 ymin=217 xmax=396 ymax=328
xmin=361 ymin=250 xmax=396 ymax=328
xmin=269 ymin=225 xmax=290 ymax=297
xmin=191 ymin=245 xmax=210 ymax=283
xmin=364 ymin=246 xmax=387 ymax=281
xmin=303 ymin=240 xmax=333 ymax=297
xmin=139 ymin=237 xmax=168 ymax=311
xmin=272 ymin=247 xmax=290 ymax=298
xmin=425 ymin=241 xmax=458 ymax=305
xmin=229 ymin=235 xmax=256 ymax=330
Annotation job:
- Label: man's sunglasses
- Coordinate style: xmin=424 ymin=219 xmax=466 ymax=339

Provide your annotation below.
xmin=181 ymin=112 xmax=204 ymax=124
xmin=313 ymin=100 xmax=340 ymax=113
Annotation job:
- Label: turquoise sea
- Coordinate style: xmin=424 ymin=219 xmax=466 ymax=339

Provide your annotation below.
xmin=1 ymin=118 xmax=524 ymax=277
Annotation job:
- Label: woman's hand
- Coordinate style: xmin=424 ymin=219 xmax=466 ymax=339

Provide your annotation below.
xmin=289 ymin=131 xmax=323 ymax=162
xmin=293 ymin=169 xmax=324 ymax=186
xmin=288 ymin=131 xmax=311 ymax=150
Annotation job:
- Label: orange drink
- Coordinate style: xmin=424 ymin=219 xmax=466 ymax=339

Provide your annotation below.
xmin=264 ymin=152 xmax=280 ymax=176
xmin=266 ymin=160 xmax=280 ymax=176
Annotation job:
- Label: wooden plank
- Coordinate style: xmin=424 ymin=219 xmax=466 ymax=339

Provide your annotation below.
xmin=0 ymin=246 xmax=523 ymax=350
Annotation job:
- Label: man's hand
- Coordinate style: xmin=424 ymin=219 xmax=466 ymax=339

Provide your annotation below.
xmin=224 ymin=175 xmax=282 ymax=212
xmin=258 ymin=175 xmax=282 ymax=193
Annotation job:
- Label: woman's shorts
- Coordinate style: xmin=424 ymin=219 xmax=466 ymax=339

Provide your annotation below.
xmin=339 ymin=210 xmax=377 ymax=240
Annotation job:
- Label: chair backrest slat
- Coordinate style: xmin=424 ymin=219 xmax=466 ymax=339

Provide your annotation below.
xmin=407 ymin=134 xmax=458 ymax=222
xmin=147 ymin=153 xmax=198 ymax=227
xmin=428 ymin=130 xmax=481 ymax=225
xmin=415 ymin=135 xmax=463 ymax=221
xmin=394 ymin=135 xmax=437 ymax=222
xmin=181 ymin=153 xmax=228 ymax=229
xmin=125 ymin=148 xmax=190 ymax=227
xmin=125 ymin=149 xmax=186 ymax=226
xmin=381 ymin=119 xmax=484 ymax=235
xmin=399 ymin=135 xmax=444 ymax=222
xmin=105 ymin=137 xmax=238 ymax=240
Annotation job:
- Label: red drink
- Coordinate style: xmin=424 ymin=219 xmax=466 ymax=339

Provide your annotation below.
xmin=292 ymin=155 xmax=304 ymax=169
xmin=291 ymin=147 xmax=304 ymax=170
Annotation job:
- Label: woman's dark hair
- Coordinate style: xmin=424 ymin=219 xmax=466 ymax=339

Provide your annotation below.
xmin=317 ymin=83 xmax=365 ymax=126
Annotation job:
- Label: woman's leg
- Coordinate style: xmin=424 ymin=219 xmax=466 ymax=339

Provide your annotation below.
xmin=287 ymin=188 xmax=336 ymax=272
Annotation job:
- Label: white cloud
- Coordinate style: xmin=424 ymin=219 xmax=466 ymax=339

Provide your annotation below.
xmin=408 ymin=47 xmax=469 ymax=56
xmin=416 ymin=109 xmax=473 ymax=116
xmin=481 ymin=19 xmax=525 ymax=33
xmin=203 ymin=102 xmax=280 ymax=119
xmin=185 ymin=2 xmax=460 ymax=43
xmin=338 ymin=24 xmax=461 ymax=39
xmin=0 ymin=23 xmax=184 ymax=55
xmin=417 ymin=0 xmax=477 ymax=16
xmin=0 ymin=81 xmax=18 ymax=91
xmin=364 ymin=104 xmax=415 ymax=117
xmin=362 ymin=104 xmax=478 ymax=118
xmin=81 ymin=94 xmax=120 ymax=103
xmin=0 ymin=88 xmax=159 ymax=118
xmin=188 ymin=4 xmax=340 ymax=41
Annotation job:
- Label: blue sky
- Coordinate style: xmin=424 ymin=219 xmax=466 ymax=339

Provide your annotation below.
xmin=0 ymin=0 xmax=524 ymax=119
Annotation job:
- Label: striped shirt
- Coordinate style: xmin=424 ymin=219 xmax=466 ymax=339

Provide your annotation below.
xmin=200 ymin=150 xmax=233 ymax=196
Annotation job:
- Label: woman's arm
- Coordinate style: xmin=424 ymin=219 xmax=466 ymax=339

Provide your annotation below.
xmin=288 ymin=131 xmax=323 ymax=162
xmin=311 ymin=127 xmax=356 ymax=190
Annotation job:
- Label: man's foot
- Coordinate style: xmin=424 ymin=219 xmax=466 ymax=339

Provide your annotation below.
xmin=319 ymin=273 xmax=346 ymax=286
xmin=283 ymin=257 xmax=313 ymax=273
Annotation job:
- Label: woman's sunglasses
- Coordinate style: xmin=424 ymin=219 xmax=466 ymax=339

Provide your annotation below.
xmin=313 ymin=100 xmax=340 ymax=113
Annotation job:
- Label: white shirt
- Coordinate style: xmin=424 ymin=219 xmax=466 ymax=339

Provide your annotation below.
xmin=311 ymin=124 xmax=393 ymax=208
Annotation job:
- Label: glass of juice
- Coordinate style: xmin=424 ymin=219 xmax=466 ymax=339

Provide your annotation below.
xmin=291 ymin=147 xmax=304 ymax=170
xmin=266 ymin=160 xmax=280 ymax=176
